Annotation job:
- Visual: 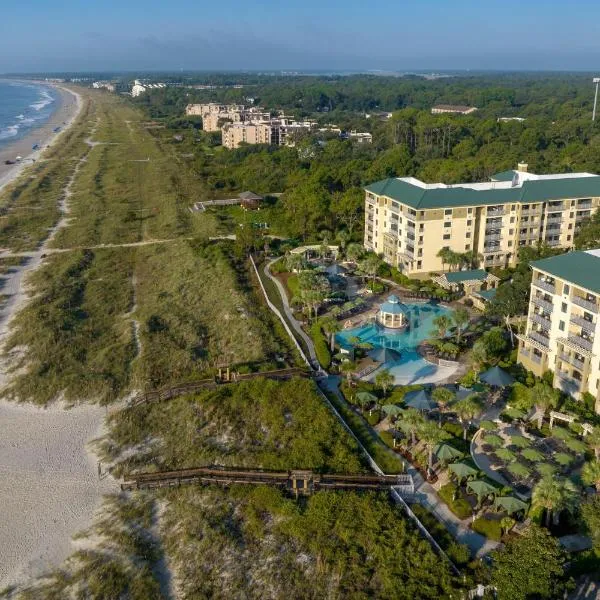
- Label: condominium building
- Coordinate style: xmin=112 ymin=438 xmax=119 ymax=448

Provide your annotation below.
xmin=221 ymin=118 xmax=318 ymax=149
xmin=431 ymin=104 xmax=478 ymax=115
xmin=364 ymin=164 xmax=600 ymax=276
xmin=517 ymin=250 xmax=600 ymax=411
xmin=185 ymin=103 xmax=269 ymax=132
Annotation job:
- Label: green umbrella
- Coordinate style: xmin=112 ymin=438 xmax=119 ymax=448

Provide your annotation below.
xmin=535 ymin=462 xmax=557 ymax=477
xmin=404 ymin=389 xmax=437 ymax=412
xmin=382 ymin=404 xmax=403 ymax=417
xmin=479 ymin=366 xmax=515 ymax=387
xmin=493 ymin=496 xmax=529 ymax=515
xmin=467 ymin=479 xmax=499 ymax=499
xmin=554 ymin=452 xmax=574 ymax=466
xmin=495 ymin=448 xmax=516 ymax=462
xmin=479 ymin=420 xmax=497 ymax=432
xmin=564 ymin=438 xmax=587 ymax=453
xmin=484 ymin=434 xmax=504 ymax=448
xmin=521 ymin=448 xmax=544 ymax=462
xmin=510 ymin=435 xmax=531 ymax=449
xmin=448 ymin=461 xmax=478 ymax=480
xmin=551 ymin=426 xmax=572 ymax=441
xmin=434 ymin=443 xmax=464 ymax=463
xmin=508 ymin=462 xmax=530 ymax=478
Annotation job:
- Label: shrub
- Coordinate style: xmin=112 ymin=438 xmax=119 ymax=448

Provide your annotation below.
xmin=446 ymin=541 xmax=471 ymax=566
xmin=442 ymin=421 xmax=464 ymax=440
xmin=472 ymin=517 xmax=502 ymax=541
xmin=510 ymin=383 xmax=534 ymax=411
xmin=438 ymin=483 xmax=473 ymax=519
xmin=459 ymin=370 xmax=478 ymax=388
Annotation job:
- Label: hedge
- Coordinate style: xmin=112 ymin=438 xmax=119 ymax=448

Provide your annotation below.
xmin=309 ymin=321 xmax=331 ymax=369
xmin=471 ymin=517 xmax=502 ymax=541
xmin=438 ymin=483 xmax=473 ymax=519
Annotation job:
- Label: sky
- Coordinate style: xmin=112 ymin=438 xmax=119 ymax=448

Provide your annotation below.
xmin=1 ymin=0 xmax=600 ymax=73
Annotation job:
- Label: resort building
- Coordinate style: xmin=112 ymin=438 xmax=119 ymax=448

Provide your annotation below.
xmin=433 ymin=269 xmax=500 ymax=297
xmin=222 ymin=118 xmax=318 ymax=149
xmin=431 ymin=104 xmax=478 ymax=115
xmin=185 ymin=103 xmax=270 ymax=132
xmin=517 ymin=250 xmax=600 ymax=411
xmin=364 ymin=164 xmax=600 ymax=276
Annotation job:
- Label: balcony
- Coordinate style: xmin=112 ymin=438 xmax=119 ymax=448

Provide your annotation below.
xmin=546 ymin=202 xmax=565 ymax=211
xmin=570 ymin=314 xmax=596 ymax=333
xmin=578 ymin=200 xmax=593 ymax=209
xmin=487 ymin=208 xmax=505 ymax=217
xmin=532 ymin=296 xmax=554 ymax=313
xmin=567 ymin=333 xmax=594 ymax=352
xmin=484 ymin=233 xmax=503 ymax=242
xmin=529 ymin=330 xmax=550 ymax=347
xmin=555 ymin=370 xmax=582 ymax=391
xmin=406 ymin=220 xmax=415 ymax=230
xmin=533 ymin=278 xmax=555 ymax=294
xmin=545 ymin=238 xmax=562 ymax=247
xmin=558 ymin=352 xmax=586 ymax=371
xmin=572 ymin=295 xmax=599 ymax=313
xmin=531 ymin=313 xmax=552 ymax=328
xmin=521 ymin=209 xmax=542 ymax=217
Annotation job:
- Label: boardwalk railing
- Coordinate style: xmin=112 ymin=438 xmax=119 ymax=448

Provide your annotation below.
xmin=128 ymin=368 xmax=310 ymax=408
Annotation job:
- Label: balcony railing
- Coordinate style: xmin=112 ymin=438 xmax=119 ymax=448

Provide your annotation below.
xmin=570 ymin=314 xmax=596 ymax=333
xmin=529 ymin=331 xmax=550 ymax=347
xmin=577 ymin=201 xmax=592 ymax=209
xmin=558 ymin=352 xmax=586 ymax=371
xmin=572 ymin=295 xmax=599 ymax=313
xmin=534 ymin=279 xmax=556 ymax=293
xmin=567 ymin=333 xmax=594 ymax=352
xmin=484 ymin=233 xmax=503 ymax=242
xmin=546 ymin=202 xmax=565 ymax=211
xmin=531 ymin=313 xmax=552 ymax=328
xmin=487 ymin=208 xmax=505 ymax=216
xmin=521 ymin=209 xmax=542 ymax=217
xmin=532 ymin=296 xmax=554 ymax=313
xmin=545 ymin=238 xmax=562 ymax=247
xmin=406 ymin=220 xmax=415 ymax=229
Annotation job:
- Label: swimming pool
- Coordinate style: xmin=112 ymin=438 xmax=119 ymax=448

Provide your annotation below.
xmin=336 ymin=302 xmax=459 ymax=385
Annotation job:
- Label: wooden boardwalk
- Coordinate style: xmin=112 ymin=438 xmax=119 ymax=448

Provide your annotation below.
xmin=121 ymin=466 xmax=409 ymax=497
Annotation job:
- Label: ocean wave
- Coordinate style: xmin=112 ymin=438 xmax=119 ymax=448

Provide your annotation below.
xmin=30 ymin=90 xmax=54 ymax=112
xmin=15 ymin=114 xmax=24 ymax=120
xmin=0 ymin=124 xmax=19 ymax=140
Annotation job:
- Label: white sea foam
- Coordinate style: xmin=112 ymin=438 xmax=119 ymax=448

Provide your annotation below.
xmin=30 ymin=91 xmax=54 ymax=112
xmin=0 ymin=125 xmax=19 ymax=140
xmin=15 ymin=114 xmax=24 ymax=120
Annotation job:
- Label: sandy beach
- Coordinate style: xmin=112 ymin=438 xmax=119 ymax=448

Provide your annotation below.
xmin=0 ymin=85 xmax=122 ymax=590
xmin=0 ymin=83 xmax=81 ymax=194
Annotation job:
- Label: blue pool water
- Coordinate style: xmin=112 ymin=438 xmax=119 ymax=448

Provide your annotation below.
xmin=336 ymin=302 xmax=458 ymax=385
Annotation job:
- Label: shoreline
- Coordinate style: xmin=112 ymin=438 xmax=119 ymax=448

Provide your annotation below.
xmin=0 ymin=82 xmax=82 ymax=194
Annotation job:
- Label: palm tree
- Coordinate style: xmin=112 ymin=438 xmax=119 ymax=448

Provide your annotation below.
xmin=418 ymin=420 xmax=449 ymax=477
xmin=321 ymin=317 xmax=341 ymax=352
xmin=587 ymin=427 xmax=600 ymax=460
xmin=582 ymin=460 xmax=600 ymax=492
xmin=437 ymin=247 xmax=451 ymax=271
xmin=431 ymin=314 xmax=453 ymax=339
xmin=399 ymin=408 xmax=425 ymax=446
xmin=359 ymin=254 xmax=381 ymax=288
xmin=451 ymin=307 xmax=470 ymax=344
xmin=454 ymin=395 xmax=483 ymax=440
xmin=431 ymin=387 xmax=455 ymax=427
xmin=500 ymin=516 xmax=515 ymax=535
xmin=532 ymin=382 xmax=559 ymax=428
xmin=346 ymin=243 xmax=364 ymax=263
xmin=375 ymin=369 xmax=395 ymax=398
xmin=532 ymin=476 xmax=578 ymax=528
xmin=340 ymin=360 xmax=356 ymax=384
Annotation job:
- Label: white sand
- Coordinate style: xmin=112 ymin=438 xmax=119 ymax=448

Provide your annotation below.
xmin=0 ymin=401 xmax=118 ymax=588
xmin=0 ymin=90 xmax=121 ymax=589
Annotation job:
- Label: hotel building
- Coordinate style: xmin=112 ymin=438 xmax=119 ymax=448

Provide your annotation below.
xmin=517 ymin=250 xmax=600 ymax=411
xmin=364 ymin=164 xmax=600 ymax=276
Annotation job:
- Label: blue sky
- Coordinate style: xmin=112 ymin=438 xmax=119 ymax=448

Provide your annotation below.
xmin=1 ymin=0 xmax=600 ymax=72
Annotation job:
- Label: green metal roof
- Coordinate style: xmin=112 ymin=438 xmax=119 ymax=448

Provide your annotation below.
xmin=365 ymin=175 xmax=600 ymax=209
xmin=476 ymin=288 xmax=498 ymax=301
xmin=491 ymin=170 xmax=517 ymax=182
xmin=531 ymin=251 xmax=600 ymax=294
xmin=445 ymin=269 xmax=488 ymax=283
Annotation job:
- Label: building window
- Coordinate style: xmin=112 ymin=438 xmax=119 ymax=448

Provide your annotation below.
xmin=510 ymin=217 xmax=515 ymax=223
xmin=468 ymin=208 xmax=473 ymax=214
xmin=444 ymin=222 xmax=451 ymax=228
xmin=567 ymin=235 xmax=571 ymax=241
xmin=465 ymin=244 xmax=470 ymax=250
xmin=443 ymin=234 xmax=451 ymax=240
xmin=444 ymin=209 xmax=452 ymax=215
xmin=564 ymin=285 xmax=570 ymax=295
xmin=467 ymin=219 xmax=472 ymax=226
xmin=418 ymin=249 xmax=423 ymax=257
xmin=559 ymin=320 xmax=565 ymax=331
xmin=508 ymin=241 xmax=513 ymax=247
xmin=509 ymin=229 xmax=514 ymax=235
xmin=419 ymin=224 xmax=424 ymax=231
xmin=562 ymin=302 xmax=567 ymax=313
xmin=466 ymin=232 xmax=471 ymax=238
xmin=417 ymin=261 xmax=422 ymax=269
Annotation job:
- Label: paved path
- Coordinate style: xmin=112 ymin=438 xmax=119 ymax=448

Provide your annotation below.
xmin=263 ymin=258 xmax=318 ymax=365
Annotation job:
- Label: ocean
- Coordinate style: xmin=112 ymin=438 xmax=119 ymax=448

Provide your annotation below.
xmin=0 ymin=80 xmax=59 ymax=149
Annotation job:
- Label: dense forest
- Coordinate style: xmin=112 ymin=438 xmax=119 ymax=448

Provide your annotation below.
xmin=133 ymin=73 xmax=600 ymax=243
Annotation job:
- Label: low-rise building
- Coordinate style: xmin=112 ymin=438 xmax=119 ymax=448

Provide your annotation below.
xmin=517 ymin=250 xmax=600 ymax=411
xmin=92 ymin=81 xmax=115 ymax=92
xmin=364 ymin=164 xmax=600 ymax=276
xmin=431 ymin=104 xmax=478 ymax=115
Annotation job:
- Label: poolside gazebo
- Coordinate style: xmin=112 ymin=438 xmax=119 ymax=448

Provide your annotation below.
xmin=377 ymin=295 xmax=409 ymax=329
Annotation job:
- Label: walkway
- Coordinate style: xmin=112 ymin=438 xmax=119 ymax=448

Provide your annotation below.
xmin=263 ymin=258 xmax=318 ymax=366
xmin=259 ymin=258 xmax=499 ymax=558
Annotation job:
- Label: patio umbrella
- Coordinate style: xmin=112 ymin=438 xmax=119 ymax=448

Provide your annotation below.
xmin=493 ymin=496 xmax=529 ymax=515
xmin=368 ymin=347 xmax=401 ymax=363
xmin=434 ymin=443 xmax=464 ymax=463
xmin=355 ymin=391 xmax=378 ymax=406
xmin=479 ymin=366 xmax=515 ymax=387
xmin=404 ymin=389 xmax=437 ymax=412
xmin=467 ymin=479 xmax=499 ymax=499
xmin=448 ymin=461 xmax=478 ymax=480
xmin=382 ymin=404 xmax=403 ymax=417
